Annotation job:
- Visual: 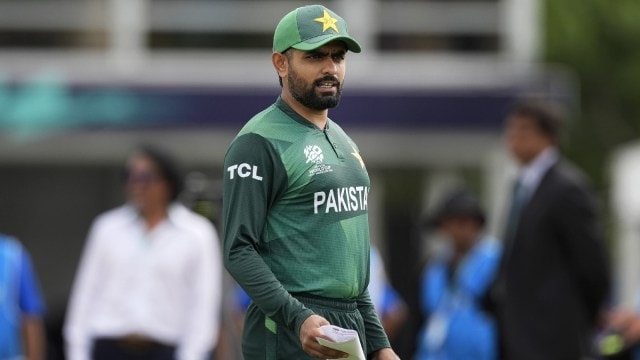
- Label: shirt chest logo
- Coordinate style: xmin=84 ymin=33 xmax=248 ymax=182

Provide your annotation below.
xmin=304 ymin=145 xmax=332 ymax=176
xmin=304 ymin=145 xmax=324 ymax=164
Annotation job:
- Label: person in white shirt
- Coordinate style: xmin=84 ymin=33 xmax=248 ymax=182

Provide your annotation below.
xmin=64 ymin=145 xmax=222 ymax=360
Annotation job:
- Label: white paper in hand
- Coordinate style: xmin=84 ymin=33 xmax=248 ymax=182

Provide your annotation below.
xmin=316 ymin=325 xmax=366 ymax=360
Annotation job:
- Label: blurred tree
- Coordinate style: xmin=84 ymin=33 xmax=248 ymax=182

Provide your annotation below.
xmin=544 ymin=0 xmax=640 ymax=192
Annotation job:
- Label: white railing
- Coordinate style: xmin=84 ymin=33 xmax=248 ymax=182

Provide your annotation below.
xmin=0 ymin=0 xmax=541 ymax=85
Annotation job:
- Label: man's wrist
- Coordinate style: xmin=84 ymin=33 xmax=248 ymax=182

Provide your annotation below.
xmin=294 ymin=308 xmax=316 ymax=337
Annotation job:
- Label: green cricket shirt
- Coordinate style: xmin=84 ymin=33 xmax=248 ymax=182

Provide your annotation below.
xmin=223 ymin=97 xmax=388 ymax=351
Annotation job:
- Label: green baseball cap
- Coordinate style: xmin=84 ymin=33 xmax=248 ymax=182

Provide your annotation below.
xmin=273 ymin=5 xmax=362 ymax=53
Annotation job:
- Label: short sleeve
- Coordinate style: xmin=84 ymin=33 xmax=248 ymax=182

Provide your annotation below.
xmin=18 ymin=247 xmax=45 ymax=316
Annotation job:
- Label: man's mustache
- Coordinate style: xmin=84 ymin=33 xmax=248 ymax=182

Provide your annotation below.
xmin=314 ymin=76 xmax=340 ymax=87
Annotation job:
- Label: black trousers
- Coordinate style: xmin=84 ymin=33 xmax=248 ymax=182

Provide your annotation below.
xmin=92 ymin=337 xmax=176 ymax=360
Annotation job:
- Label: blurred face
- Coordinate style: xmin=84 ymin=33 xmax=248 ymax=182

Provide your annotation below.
xmin=505 ymin=114 xmax=554 ymax=165
xmin=439 ymin=216 xmax=482 ymax=255
xmin=284 ymin=41 xmax=347 ymax=110
xmin=125 ymin=153 xmax=171 ymax=213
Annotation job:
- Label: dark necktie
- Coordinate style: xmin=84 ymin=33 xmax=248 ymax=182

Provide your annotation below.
xmin=504 ymin=179 xmax=528 ymax=244
xmin=488 ymin=179 xmax=529 ymax=309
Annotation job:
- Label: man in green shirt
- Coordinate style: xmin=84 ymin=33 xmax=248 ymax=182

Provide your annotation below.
xmin=223 ymin=4 xmax=399 ymax=360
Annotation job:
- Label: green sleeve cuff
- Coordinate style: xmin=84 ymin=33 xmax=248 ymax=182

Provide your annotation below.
xmin=356 ymin=290 xmax=391 ymax=355
xmin=367 ymin=340 xmax=392 ymax=356
xmin=293 ymin=308 xmax=316 ymax=337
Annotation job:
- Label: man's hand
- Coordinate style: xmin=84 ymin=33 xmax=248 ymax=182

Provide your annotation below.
xmin=371 ymin=347 xmax=400 ymax=360
xmin=299 ymin=315 xmax=349 ymax=359
xmin=606 ymin=308 xmax=640 ymax=344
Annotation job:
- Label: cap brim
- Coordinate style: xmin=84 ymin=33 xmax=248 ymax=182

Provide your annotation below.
xmin=291 ymin=34 xmax=362 ymax=53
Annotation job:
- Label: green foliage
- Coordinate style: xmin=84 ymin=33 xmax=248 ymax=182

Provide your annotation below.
xmin=544 ymin=0 xmax=640 ymax=190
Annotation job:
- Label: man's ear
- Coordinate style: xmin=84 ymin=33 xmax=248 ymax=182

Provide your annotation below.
xmin=272 ymin=52 xmax=288 ymax=78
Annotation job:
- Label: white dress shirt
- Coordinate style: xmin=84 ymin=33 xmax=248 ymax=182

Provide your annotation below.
xmin=64 ymin=203 xmax=221 ymax=360
xmin=517 ymin=147 xmax=560 ymax=202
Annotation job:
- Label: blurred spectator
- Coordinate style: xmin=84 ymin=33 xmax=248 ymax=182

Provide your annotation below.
xmin=414 ymin=189 xmax=501 ymax=360
xmin=64 ymin=145 xmax=222 ymax=360
xmin=0 ymin=234 xmax=46 ymax=360
xmin=369 ymin=245 xmax=408 ymax=341
xmin=233 ymin=284 xmax=252 ymax=333
xmin=485 ymin=100 xmax=611 ymax=359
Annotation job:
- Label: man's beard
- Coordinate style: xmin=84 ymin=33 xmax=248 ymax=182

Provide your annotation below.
xmin=287 ymin=70 xmax=342 ymax=110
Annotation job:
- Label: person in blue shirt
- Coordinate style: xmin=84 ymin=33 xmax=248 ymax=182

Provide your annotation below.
xmin=0 ymin=233 xmax=46 ymax=360
xmin=415 ymin=189 xmax=501 ymax=360
xmin=369 ymin=246 xmax=408 ymax=341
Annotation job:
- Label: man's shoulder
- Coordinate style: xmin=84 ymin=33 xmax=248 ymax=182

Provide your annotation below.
xmin=171 ymin=204 xmax=215 ymax=231
xmin=0 ymin=233 xmax=22 ymax=258
xmin=238 ymin=103 xmax=287 ymax=137
xmin=473 ymin=238 xmax=502 ymax=262
xmin=0 ymin=233 xmax=17 ymax=245
xmin=169 ymin=204 xmax=218 ymax=247
xmin=92 ymin=205 xmax=135 ymax=230
xmin=227 ymin=107 xmax=312 ymax=161
xmin=548 ymin=159 xmax=592 ymax=190
xmin=539 ymin=160 xmax=597 ymax=207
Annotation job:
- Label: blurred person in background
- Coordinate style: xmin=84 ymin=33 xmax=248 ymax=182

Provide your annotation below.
xmin=0 ymin=234 xmax=46 ymax=360
xmin=223 ymin=4 xmax=398 ymax=359
xmin=369 ymin=245 xmax=408 ymax=341
xmin=485 ymin=100 xmax=611 ymax=360
xmin=64 ymin=145 xmax=222 ymax=360
xmin=414 ymin=189 xmax=501 ymax=360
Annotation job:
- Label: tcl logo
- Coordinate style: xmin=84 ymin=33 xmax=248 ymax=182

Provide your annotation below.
xmin=227 ymin=163 xmax=263 ymax=181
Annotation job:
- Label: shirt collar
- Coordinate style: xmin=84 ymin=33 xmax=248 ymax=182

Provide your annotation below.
xmin=124 ymin=202 xmax=183 ymax=226
xmin=519 ymin=146 xmax=559 ymax=191
xmin=274 ymin=97 xmax=331 ymax=130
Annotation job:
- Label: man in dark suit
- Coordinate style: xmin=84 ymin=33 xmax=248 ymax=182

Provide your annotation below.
xmin=489 ymin=100 xmax=611 ymax=360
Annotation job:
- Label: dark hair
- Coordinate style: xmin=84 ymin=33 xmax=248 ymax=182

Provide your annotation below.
xmin=508 ymin=99 xmax=564 ymax=143
xmin=427 ymin=189 xmax=486 ymax=228
xmin=130 ymin=144 xmax=184 ymax=201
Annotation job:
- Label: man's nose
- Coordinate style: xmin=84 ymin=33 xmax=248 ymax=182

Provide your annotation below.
xmin=322 ymin=59 xmax=339 ymax=76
